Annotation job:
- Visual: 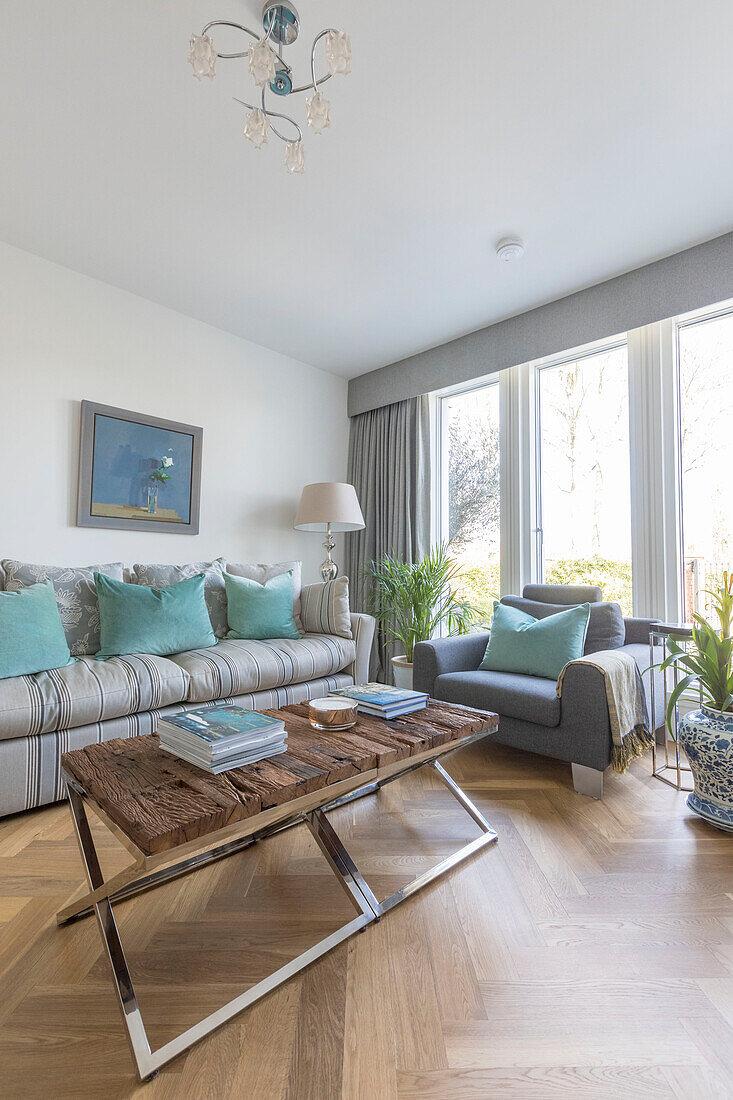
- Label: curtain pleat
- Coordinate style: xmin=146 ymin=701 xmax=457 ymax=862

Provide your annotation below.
xmin=344 ymin=396 xmax=432 ymax=680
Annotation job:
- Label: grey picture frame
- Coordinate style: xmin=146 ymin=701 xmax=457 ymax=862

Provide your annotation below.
xmin=76 ymin=401 xmax=203 ymax=535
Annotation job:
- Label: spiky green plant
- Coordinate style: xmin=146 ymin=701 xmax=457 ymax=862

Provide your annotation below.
xmin=659 ymin=574 xmax=733 ymax=737
xmin=364 ymin=544 xmax=479 ymax=663
xmin=703 ymin=570 xmax=733 ymax=639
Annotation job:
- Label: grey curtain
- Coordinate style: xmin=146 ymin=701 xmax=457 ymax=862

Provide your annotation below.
xmin=344 ymin=395 xmax=432 ymax=679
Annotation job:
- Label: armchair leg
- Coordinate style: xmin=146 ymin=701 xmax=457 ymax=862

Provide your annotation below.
xmin=571 ymin=763 xmax=604 ymax=799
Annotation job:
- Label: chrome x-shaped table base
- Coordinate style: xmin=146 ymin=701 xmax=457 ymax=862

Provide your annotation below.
xmin=60 ymin=756 xmax=498 ymax=1081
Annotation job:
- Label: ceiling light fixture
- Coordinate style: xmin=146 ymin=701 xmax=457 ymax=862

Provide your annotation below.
xmin=188 ymin=3 xmax=351 ymax=174
xmin=496 ymin=238 xmax=525 ymax=262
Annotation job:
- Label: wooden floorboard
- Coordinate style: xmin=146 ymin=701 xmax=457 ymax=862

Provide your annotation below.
xmin=0 ymin=739 xmax=732 ymax=1099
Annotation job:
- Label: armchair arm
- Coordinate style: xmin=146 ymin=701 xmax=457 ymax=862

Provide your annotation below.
xmin=554 ymin=659 xmax=615 ymax=771
xmin=413 ymin=632 xmax=490 ymax=697
xmin=623 ymin=617 xmax=662 ymax=645
xmin=347 ymin=613 xmax=376 ymax=685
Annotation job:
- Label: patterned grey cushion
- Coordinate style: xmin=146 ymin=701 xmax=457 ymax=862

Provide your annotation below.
xmin=226 ymin=560 xmax=303 ymax=634
xmin=168 ymin=633 xmax=356 ymax=703
xmin=300 ymin=577 xmax=352 ymax=639
xmin=0 ymin=653 xmax=190 ymax=741
xmin=2 ymin=559 xmax=124 ymax=656
xmin=132 ymin=559 xmax=228 ymax=638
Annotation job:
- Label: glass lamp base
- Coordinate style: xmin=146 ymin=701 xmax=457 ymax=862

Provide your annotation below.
xmin=320 ymin=558 xmax=338 ymax=583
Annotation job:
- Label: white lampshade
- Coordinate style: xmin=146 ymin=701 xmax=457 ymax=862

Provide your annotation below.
xmin=294 ymin=482 xmax=365 ymax=532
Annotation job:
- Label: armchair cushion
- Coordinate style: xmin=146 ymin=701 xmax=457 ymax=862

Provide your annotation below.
xmin=435 ymin=670 xmax=561 ymax=727
xmin=502 ymin=595 xmax=625 ymax=654
xmin=522 ymin=583 xmax=603 ymax=604
xmin=480 ymin=602 xmax=590 ymax=680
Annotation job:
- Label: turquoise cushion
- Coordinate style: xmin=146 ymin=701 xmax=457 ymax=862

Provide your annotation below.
xmin=0 ymin=579 xmax=72 ymax=679
xmin=480 ymin=601 xmax=591 ymax=680
xmin=224 ymin=571 xmax=301 ymax=641
xmin=95 ymin=573 xmax=217 ymax=658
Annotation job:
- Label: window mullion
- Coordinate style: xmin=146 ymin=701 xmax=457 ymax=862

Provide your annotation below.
xmin=628 ymin=320 xmax=682 ymax=621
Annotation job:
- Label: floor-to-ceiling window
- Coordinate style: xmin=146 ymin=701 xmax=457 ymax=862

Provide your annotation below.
xmin=434 ymin=299 xmax=733 ymax=623
xmin=440 ymin=382 xmax=500 ymax=624
xmin=677 ymin=306 xmax=733 ymax=620
xmin=536 ymin=342 xmax=633 ymax=613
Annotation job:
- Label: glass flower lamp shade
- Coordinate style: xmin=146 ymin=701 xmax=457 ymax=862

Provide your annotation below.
xmin=188 ymin=34 xmax=217 ymax=80
xmin=306 ymin=90 xmax=331 ymax=133
xmin=325 ymin=30 xmax=351 ymax=76
xmin=248 ymin=38 xmax=278 ymax=87
xmin=244 ymin=108 xmax=270 ymax=149
xmin=284 ymin=140 xmax=306 ymax=173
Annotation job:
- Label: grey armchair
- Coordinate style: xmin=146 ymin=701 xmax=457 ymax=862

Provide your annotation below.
xmin=413 ymin=584 xmax=665 ymax=798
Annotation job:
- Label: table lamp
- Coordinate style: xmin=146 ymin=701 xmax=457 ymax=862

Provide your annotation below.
xmin=294 ymin=482 xmax=365 ymax=582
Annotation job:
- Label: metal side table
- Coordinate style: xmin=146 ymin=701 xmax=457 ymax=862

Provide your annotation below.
xmin=649 ymin=625 xmax=698 ymax=792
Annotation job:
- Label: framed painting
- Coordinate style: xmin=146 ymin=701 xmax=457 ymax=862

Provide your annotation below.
xmin=77 ymin=401 xmax=203 ymax=534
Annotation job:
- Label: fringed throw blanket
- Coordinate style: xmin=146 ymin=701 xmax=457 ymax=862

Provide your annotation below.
xmin=556 ymin=650 xmax=654 ymax=773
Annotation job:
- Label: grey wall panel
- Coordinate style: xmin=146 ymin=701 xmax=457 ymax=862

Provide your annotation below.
xmin=348 ymin=232 xmax=733 ymax=417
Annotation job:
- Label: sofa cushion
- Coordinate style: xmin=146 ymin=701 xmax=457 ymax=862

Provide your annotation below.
xmin=502 ymin=595 xmax=625 ymax=654
xmin=168 ymin=634 xmax=356 ymax=703
xmin=226 ymin=560 xmax=303 ymax=633
xmin=435 ymin=670 xmax=561 ymax=727
xmin=0 ymin=653 xmax=190 ymax=741
xmin=2 ymin=558 xmax=125 ymax=656
xmin=224 ymin=571 xmax=301 ymax=641
xmin=96 ymin=573 xmax=217 ymax=658
xmin=132 ymin=559 xmax=228 ymax=638
xmin=0 ymin=580 xmax=72 ymax=679
xmin=300 ymin=577 xmax=352 ymax=639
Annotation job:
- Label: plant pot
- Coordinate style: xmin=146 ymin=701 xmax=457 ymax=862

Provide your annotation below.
xmin=677 ymin=706 xmax=733 ymax=832
xmin=391 ymin=656 xmax=413 ymax=690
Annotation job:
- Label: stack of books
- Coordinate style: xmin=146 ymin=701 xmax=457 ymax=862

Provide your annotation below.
xmin=157 ymin=705 xmax=287 ymax=774
xmin=331 ymin=683 xmax=429 ymax=720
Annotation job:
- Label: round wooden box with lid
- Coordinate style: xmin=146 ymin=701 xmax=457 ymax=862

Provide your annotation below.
xmin=308 ymin=697 xmax=358 ymax=731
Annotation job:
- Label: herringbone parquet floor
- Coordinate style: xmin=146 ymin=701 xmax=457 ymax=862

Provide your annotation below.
xmin=1 ymin=740 xmax=732 ymax=1100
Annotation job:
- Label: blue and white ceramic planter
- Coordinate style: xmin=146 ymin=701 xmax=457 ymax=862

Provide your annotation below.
xmin=677 ymin=706 xmax=733 ymax=832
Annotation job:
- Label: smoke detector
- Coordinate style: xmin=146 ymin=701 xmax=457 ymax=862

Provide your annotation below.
xmin=496 ymin=238 xmax=525 ymax=262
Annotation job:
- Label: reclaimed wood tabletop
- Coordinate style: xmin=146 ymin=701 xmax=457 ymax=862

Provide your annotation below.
xmin=62 ymin=700 xmax=498 ymax=856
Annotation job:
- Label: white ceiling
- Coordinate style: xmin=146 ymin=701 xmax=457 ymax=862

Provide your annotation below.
xmin=1 ymin=1 xmax=732 ymax=378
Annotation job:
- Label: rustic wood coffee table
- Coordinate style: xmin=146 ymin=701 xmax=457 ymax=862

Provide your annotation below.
xmin=58 ymin=700 xmax=499 ymax=1080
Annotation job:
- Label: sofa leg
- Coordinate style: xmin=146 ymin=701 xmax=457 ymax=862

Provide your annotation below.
xmin=571 ymin=763 xmax=604 ymax=799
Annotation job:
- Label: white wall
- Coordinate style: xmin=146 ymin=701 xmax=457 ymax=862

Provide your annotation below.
xmin=0 ymin=243 xmax=349 ymax=581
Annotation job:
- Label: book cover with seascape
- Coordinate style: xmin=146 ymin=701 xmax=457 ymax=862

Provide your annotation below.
xmin=332 ymin=684 xmax=428 ymax=707
xmin=158 ymin=705 xmax=283 ymax=744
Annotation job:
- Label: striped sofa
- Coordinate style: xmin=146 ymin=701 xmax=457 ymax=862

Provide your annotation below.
xmin=0 ymin=560 xmax=375 ymax=818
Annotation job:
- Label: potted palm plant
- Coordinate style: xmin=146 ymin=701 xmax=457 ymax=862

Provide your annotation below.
xmin=661 ymin=572 xmax=733 ymax=831
xmin=364 ymin=544 xmax=478 ymax=689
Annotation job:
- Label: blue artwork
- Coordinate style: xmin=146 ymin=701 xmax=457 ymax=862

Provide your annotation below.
xmin=90 ymin=414 xmax=194 ymax=524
